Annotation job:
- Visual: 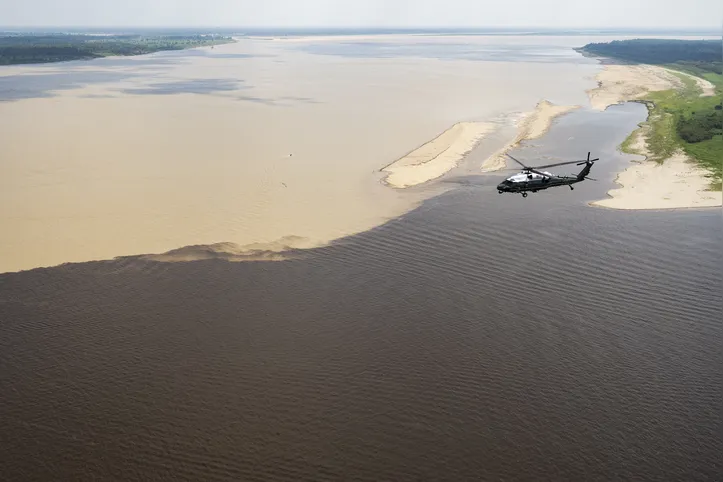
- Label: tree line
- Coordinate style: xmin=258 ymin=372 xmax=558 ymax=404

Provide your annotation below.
xmin=578 ymin=39 xmax=722 ymax=74
xmin=0 ymin=34 xmax=234 ymax=65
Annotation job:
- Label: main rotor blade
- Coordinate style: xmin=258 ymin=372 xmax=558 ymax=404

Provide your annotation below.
xmin=577 ymin=158 xmax=599 ymax=165
xmin=505 ymin=153 xmax=529 ymax=169
xmin=533 ymin=159 xmax=587 ymax=169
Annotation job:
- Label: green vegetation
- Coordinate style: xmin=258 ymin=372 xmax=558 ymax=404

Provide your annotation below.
xmin=678 ymin=110 xmax=721 ymax=143
xmin=579 ymin=39 xmax=722 ymax=190
xmin=0 ymin=33 xmax=235 ymax=65
xmin=642 ymin=72 xmax=721 ymax=189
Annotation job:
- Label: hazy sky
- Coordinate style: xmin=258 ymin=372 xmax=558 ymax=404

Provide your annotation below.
xmin=1 ymin=0 xmax=721 ymax=28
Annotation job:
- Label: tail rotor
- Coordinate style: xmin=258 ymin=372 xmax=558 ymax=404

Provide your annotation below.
xmin=575 ymin=152 xmax=599 ymax=182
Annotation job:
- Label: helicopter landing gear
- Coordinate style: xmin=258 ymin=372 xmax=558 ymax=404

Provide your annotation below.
xmin=498 ymin=190 xmax=503 ymax=194
xmin=569 ymin=185 xmax=574 ymax=190
xmin=521 ymin=192 xmax=528 ymax=198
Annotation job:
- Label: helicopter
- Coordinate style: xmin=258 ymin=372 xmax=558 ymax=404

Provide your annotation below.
xmin=497 ymin=152 xmax=599 ymax=197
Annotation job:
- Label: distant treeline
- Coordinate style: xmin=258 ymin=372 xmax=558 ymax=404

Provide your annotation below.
xmin=0 ymin=34 xmax=235 ymax=65
xmin=578 ymin=39 xmax=722 ymax=74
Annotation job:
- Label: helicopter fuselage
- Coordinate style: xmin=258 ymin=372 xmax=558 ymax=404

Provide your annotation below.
xmin=497 ymin=172 xmax=580 ymax=196
xmin=497 ymin=159 xmax=594 ymax=197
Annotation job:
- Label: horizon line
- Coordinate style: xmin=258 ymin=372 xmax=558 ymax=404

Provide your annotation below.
xmin=0 ymin=25 xmax=720 ymax=30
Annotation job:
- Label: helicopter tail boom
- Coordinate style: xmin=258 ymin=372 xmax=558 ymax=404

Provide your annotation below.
xmin=575 ymin=152 xmax=598 ymax=181
xmin=576 ymin=162 xmax=593 ymax=181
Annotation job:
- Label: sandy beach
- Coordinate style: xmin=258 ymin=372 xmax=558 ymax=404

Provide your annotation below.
xmin=592 ymin=153 xmax=722 ymax=210
xmin=587 ymin=63 xmax=721 ymax=210
xmin=591 ymin=118 xmax=721 ymax=210
xmin=481 ymin=100 xmax=580 ymax=172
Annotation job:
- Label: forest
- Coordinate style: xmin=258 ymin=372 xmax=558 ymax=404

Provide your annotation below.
xmin=0 ymin=34 xmax=234 ymax=65
xmin=677 ymin=109 xmax=723 ymax=143
xmin=577 ymin=38 xmax=722 ymax=74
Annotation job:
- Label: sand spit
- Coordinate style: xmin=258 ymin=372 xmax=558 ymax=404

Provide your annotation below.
xmin=481 ymin=100 xmax=580 ymax=172
xmin=591 ymin=152 xmax=722 ymax=210
xmin=381 ymin=121 xmax=497 ymax=188
xmin=138 ymin=236 xmax=319 ymax=263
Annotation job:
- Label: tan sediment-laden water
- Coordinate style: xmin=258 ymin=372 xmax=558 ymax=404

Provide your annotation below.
xmin=0 ymin=34 xmax=611 ymax=272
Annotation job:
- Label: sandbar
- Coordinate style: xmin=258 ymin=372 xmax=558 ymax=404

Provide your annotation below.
xmin=381 ymin=121 xmax=498 ymax=188
xmin=481 ymin=100 xmax=580 ymax=172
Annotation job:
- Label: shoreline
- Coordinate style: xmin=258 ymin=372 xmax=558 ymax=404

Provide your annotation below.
xmin=0 ymin=36 xmax=237 ymax=67
xmin=587 ymin=62 xmax=721 ymax=210
xmin=3 ymin=236 xmax=320 ymax=274
xmin=136 ymin=236 xmax=317 ymax=263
